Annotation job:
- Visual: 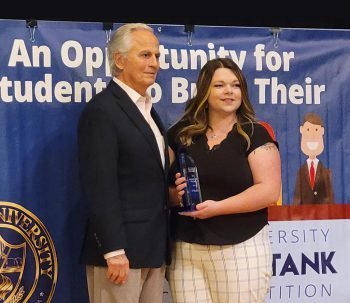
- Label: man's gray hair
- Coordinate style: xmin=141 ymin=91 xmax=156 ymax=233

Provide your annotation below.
xmin=107 ymin=23 xmax=154 ymax=77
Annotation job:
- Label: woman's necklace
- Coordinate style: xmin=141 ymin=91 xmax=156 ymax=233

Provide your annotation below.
xmin=208 ymin=131 xmax=218 ymax=139
xmin=208 ymin=122 xmax=235 ymax=140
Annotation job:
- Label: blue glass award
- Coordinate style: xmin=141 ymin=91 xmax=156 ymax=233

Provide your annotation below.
xmin=178 ymin=148 xmax=202 ymax=211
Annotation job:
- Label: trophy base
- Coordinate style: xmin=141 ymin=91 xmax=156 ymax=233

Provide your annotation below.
xmin=178 ymin=204 xmax=197 ymax=212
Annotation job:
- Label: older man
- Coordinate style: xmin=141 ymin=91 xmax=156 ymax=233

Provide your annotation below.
xmin=78 ymin=23 xmax=170 ymax=303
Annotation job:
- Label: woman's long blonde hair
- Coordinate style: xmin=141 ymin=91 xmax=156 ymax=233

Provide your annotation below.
xmin=177 ymin=58 xmax=256 ymax=149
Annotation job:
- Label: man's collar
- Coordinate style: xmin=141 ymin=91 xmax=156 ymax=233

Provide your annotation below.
xmin=113 ymin=77 xmax=141 ymax=104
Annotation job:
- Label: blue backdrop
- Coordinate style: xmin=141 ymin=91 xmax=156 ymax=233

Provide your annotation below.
xmin=1 ymin=19 xmax=349 ymax=302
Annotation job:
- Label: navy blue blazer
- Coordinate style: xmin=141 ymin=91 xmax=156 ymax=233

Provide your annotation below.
xmin=78 ymin=80 xmax=171 ymax=268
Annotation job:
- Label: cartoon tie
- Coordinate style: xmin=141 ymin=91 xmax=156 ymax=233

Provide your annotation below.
xmin=310 ymin=160 xmax=315 ymax=189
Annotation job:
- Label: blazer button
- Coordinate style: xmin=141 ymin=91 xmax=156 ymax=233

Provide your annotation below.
xmin=314 ymin=191 xmax=318 ymax=196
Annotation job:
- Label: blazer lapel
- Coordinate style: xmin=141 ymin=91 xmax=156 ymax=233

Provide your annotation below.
xmin=302 ymin=163 xmax=312 ymax=189
xmin=109 ymin=81 xmax=164 ymax=170
xmin=151 ymin=108 xmax=169 ymax=173
xmin=314 ymin=161 xmax=322 ymax=188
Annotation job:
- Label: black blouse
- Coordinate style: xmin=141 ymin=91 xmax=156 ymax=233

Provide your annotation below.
xmin=167 ymin=121 xmax=276 ymax=245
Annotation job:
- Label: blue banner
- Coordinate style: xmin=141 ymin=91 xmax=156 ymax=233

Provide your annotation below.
xmin=1 ymin=19 xmax=349 ymax=302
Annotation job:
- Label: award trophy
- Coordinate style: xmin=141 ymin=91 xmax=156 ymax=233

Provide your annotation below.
xmin=177 ymin=148 xmax=202 ymax=211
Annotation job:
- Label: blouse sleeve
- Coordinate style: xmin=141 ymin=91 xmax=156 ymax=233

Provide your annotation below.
xmin=246 ymin=122 xmax=279 ymax=155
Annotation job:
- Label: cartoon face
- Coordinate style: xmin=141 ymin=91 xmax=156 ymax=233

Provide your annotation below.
xmin=300 ymin=121 xmax=324 ymax=158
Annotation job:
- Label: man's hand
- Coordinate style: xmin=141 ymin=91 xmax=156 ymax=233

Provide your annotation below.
xmin=106 ymin=254 xmax=130 ymax=284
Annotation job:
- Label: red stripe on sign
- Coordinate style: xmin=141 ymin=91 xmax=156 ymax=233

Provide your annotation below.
xmin=268 ymin=204 xmax=350 ymax=221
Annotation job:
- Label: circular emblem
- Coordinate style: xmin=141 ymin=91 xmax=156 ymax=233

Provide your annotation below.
xmin=0 ymin=201 xmax=58 ymax=302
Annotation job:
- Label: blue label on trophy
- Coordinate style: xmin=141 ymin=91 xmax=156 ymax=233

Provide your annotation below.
xmin=178 ymin=150 xmax=202 ymax=211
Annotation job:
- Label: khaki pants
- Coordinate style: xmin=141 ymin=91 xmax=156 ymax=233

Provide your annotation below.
xmin=87 ymin=265 xmax=165 ymax=303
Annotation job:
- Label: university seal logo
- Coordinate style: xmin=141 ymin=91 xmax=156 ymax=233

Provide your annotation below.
xmin=0 ymin=201 xmax=57 ymax=302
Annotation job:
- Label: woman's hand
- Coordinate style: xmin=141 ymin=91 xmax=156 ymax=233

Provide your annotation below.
xmin=169 ymin=173 xmax=187 ymax=207
xmin=179 ymin=200 xmax=220 ymax=219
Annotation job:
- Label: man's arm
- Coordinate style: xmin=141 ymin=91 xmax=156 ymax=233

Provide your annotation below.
xmin=78 ymin=106 xmax=127 ymax=254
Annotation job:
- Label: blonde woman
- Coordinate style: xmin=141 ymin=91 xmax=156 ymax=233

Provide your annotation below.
xmin=167 ymin=58 xmax=281 ymax=303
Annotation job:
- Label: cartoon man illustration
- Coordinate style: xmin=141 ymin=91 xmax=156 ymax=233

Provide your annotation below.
xmin=293 ymin=113 xmax=335 ymax=205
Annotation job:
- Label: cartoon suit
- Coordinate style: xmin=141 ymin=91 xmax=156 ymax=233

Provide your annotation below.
xmin=293 ymin=160 xmax=334 ymax=204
